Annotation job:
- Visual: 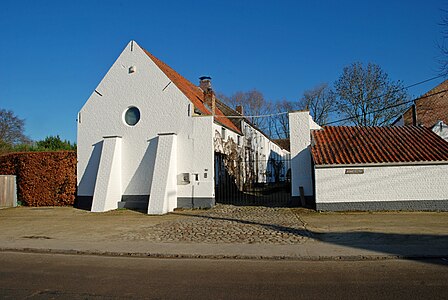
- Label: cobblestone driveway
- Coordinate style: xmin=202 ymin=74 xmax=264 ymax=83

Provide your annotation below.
xmin=123 ymin=205 xmax=308 ymax=244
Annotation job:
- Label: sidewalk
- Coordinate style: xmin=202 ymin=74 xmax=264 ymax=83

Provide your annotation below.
xmin=0 ymin=205 xmax=447 ymax=260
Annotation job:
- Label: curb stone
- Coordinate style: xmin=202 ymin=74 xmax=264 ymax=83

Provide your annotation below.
xmin=1 ymin=247 xmax=446 ymax=261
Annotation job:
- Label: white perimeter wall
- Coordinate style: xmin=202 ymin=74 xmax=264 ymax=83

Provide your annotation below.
xmin=77 ymin=41 xmax=214 ymax=199
xmin=315 ymin=164 xmax=448 ymax=204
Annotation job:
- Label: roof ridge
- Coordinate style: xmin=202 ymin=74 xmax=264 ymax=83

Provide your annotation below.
xmin=421 ymin=79 xmax=448 ymax=98
xmin=310 ymin=125 xmax=448 ymax=165
xmin=214 ymin=98 xmax=243 ymax=116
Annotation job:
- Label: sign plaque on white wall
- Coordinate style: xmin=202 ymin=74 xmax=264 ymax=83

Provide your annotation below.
xmin=345 ymin=169 xmax=364 ymax=174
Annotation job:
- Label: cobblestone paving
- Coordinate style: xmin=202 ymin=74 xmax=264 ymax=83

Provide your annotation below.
xmin=123 ymin=205 xmax=308 ymax=244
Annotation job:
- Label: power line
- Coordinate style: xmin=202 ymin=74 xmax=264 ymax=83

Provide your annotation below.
xmin=325 ymin=74 xmax=445 ymax=115
xmin=405 ymin=74 xmax=445 ymax=88
xmin=249 ymin=87 xmax=448 ymax=134
xmin=321 ymin=88 xmax=448 ymax=126
xmin=214 ymin=74 xmax=445 ymax=120
xmin=214 ymin=111 xmax=288 ymax=119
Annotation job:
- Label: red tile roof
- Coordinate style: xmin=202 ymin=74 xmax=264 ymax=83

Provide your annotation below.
xmin=311 ymin=126 xmax=448 ymax=166
xmin=140 ymin=46 xmax=241 ymax=134
xmin=401 ymin=80 xmax=448 ymax=127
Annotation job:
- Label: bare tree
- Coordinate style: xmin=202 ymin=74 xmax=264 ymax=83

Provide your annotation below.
xmin=438 ymin=9 xmax=448 ymax=76
xmin=219 ymin=91 xmax=297 ymax=139
xmin=219 ymin=89 xmax=270 ymax=129
xmin=0 ymin=109 xmax=30 ymax=147
xmin=299 ymin=83 xmax=336 ymax=125
xmin=334 ymin=62 xmax=408 ymax=126
xmin=270 ymin=100 xmax=297 ymax=139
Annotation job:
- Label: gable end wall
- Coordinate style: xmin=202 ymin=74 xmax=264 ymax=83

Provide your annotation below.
xmin=77 ymin=41 xmax=214 ymax=203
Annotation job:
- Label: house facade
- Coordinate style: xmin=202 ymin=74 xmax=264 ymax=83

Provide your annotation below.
xmin=289 ymin=111 xmax=448 ymax=211
xmin=77 ymin=41 xmax=288 ymax=214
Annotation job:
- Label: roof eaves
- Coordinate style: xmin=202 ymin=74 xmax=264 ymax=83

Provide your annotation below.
xmin=314 ymin=160 xmax=448 ymax=168
xmin=213 ymin=119 xmax=242 ymax=135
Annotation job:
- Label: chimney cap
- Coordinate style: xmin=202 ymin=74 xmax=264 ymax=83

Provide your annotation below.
xmin=199 ymin=76 xmax=212 ymax=81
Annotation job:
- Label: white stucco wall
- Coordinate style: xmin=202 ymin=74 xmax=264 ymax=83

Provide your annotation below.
xmin=240 ymin=122 xmax=289 ymax=183
xmin=213 ymin=123 xmax=241 ymax=147
xmin=288 ymin=111 xmax=319 ymax=197
xmin=315 ymin=164 xmax=448 ymax=204
xmin=177 ymin=116 xmax=215 ymax=199
xmin=260 ymin=135 xmax=290 ymax=183
xmin=77 ymin=41 xmax=214 ymax=202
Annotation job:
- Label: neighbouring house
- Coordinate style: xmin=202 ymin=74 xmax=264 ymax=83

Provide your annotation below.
xmin=393 ymin=80 xmax=448 ymax=141
xmin=77 ymin=40 xmax=289 ymax=214
xmin=273 ymin=139 xmax=290 ymax=152
xmin=289 ymin=111 xmax=448 ymax=211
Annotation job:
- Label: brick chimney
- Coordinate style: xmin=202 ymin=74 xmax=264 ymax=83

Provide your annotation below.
xmin=411 ymin=103 xmax=417 ymax=126
xmin=236 ymin=105 xmax=244 ymax=116
xmin=199 ymin=76 xmax=215 ymax=116
xmin=199 ymin=76 xmax=212 ymax=91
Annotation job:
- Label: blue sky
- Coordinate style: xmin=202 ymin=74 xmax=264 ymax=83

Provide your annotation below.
xmin=0 ymin=0 xmax=446 ymax=142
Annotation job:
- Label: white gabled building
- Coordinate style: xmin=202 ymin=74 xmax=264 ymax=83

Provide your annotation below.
xmin=77 ymin=40 xmax=288 ymax=214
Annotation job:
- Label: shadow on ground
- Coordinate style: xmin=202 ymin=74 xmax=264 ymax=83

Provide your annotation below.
xmin=172 ymin=211 xmax=448 ymax=266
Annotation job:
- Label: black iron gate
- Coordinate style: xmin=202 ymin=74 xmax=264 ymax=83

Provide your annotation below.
xmin=215 ymin=153 xmax=292 ymax=206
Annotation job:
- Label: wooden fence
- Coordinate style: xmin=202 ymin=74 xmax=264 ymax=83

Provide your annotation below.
xmin=0 ymin=175 xmax=17 ymax=207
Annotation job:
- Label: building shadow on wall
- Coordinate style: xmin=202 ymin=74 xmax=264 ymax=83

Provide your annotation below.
xmin=172 ymin=212 xmax=448 ymax=266
xmin=75 ymin=141 xmax=103 ymax=211
xmin=120 ymin=137 xmax=159 ymax=213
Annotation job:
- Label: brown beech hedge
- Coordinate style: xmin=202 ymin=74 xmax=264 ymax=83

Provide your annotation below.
xmin=0 ymin=151 xmax=76 ymax=206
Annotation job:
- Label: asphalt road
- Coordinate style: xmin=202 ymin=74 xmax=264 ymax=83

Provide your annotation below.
xmin=0 ymin=252 xmax=447 ymax=299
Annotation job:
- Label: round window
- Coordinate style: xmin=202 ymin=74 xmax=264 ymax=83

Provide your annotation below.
xmin=124 ymin=106 xmax=140 ymax=126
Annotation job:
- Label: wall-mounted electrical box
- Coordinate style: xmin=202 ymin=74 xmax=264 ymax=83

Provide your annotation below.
xmin=177 ymin=173 xmax=190 ymax=185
